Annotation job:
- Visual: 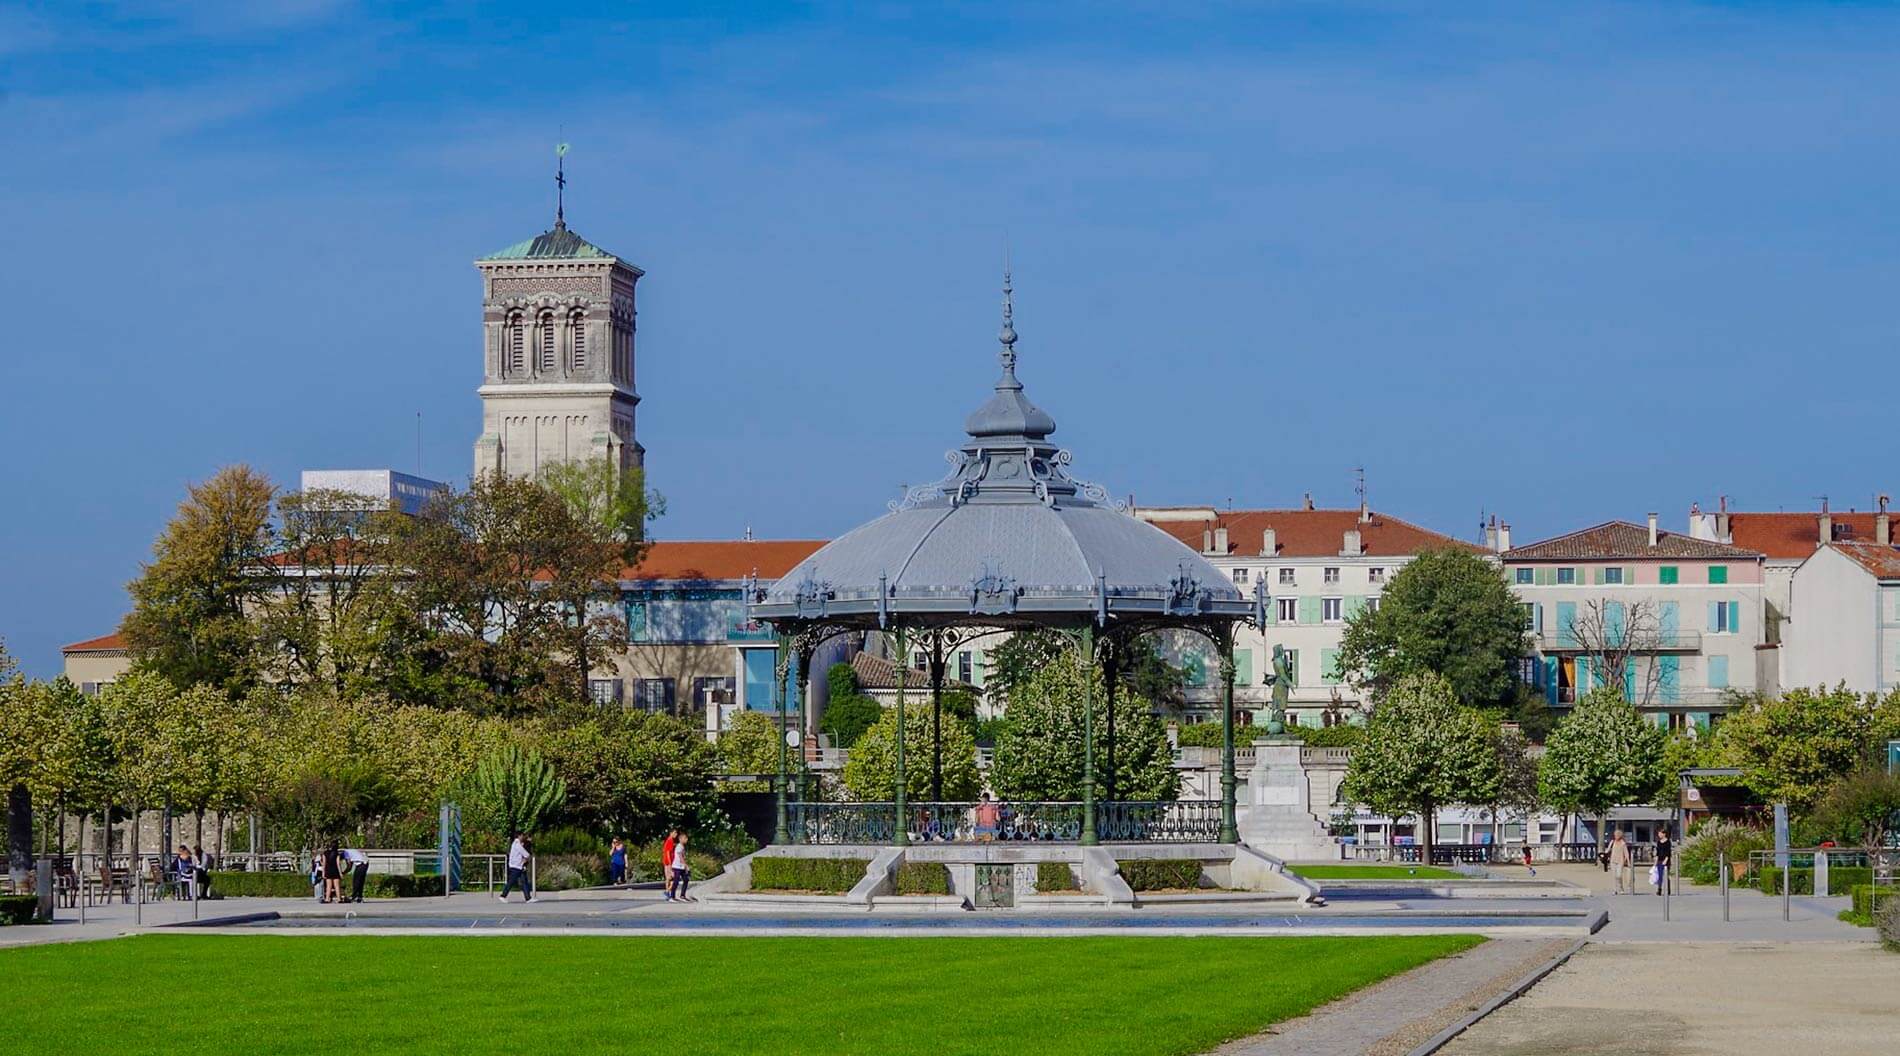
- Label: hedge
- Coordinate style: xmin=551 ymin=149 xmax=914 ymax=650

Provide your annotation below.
xmin=1850 ymin=885 xmax=1898 ymax=923
xmin=1117 ymin=858 xmax=1203 ymax=891
xmin=1881 ymin=895 xmax=1900 ymax=953
xmin=893 ymin=861 xmax=951 ymax=896
xmin=1754 ymin=866 xmax=1875 ymax=896
xmin=1035 ymin=861 xmax=1080 ymax=893
xmin=1 ymin=894 xmax=36 ymax=925
xmin=748 ymin=856 xmax=868 ymax=893
xmin=207 ymin=871 xmax=444 ymax=899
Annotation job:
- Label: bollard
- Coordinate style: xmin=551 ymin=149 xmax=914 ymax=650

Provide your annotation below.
xmin=1719 ymin=852 xmax=1729 ymax=922
xmin=1782 ymin=858 xmax=1791 ymax=922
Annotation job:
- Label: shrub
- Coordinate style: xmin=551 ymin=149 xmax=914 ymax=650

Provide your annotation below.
xmin=0 ymin=894 xmax=36 ymax=925
xmin=1677 ymin=819 xmax=1770 ymax=885
xmin=536 ymin=853 xmax=606 ymax=891
xmin=1117 ymin=858 xmax=1203 ymax=891
xmin=1756 ymin=866 xmax=1875 ymax=897
xmin=1880 ymin=892 xmax=1900 ymax=953
xmin=893 ymin=861 xmax=951 ymax=895
xmin=1175 ymin=723 xmax=1225 ymax=748
xmin=1850 ymin=885 xmax=1898 ymax=924
xmin=631 ymin=841 xmax=724 ymax=884
xmin=1035 ymin=860 xmax=1079 ymax=892
xmin=534 ymin=827 xmax=608 ymax=857
xmin=748 ymin=856 xmax=868 ymax=893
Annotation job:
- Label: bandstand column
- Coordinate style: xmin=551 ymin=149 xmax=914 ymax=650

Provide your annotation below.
xmin=892 ymin=626 xmax=909 ymax=847
xmin=1080 ymin=624 xmax=1098 ymax=846
xmin=1219 ymin=631 xmax=1239 ymax=844
xmin=793 ymin=644 xmax=813 ymax=803
xmin=928 ymin=633 xmax=946 ymax=802
xmin=773 ymin=635 xmax=791 ymax=845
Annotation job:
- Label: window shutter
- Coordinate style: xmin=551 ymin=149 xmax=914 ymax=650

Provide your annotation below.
xmin=571 ymin=314 xmax=587 ymax=371
xmin=1344 ymin=595 xmax=1366 ymax=618
xmin=1709 ymin=565 xmax=1728 ymax=584
xmin=1544 ymin=658 xmax=1558 ymax=705
xmin=1708 ymin=601 xmax=1720 ymax=632
xmin=1321 ymin=648 xmax=1340 ymax=684
xmin=1298 ymin=596 xmax=1321 ymax=625
xmin=1234 ymin=649 xmax=1253 ymax=685
xmin=1625 ymin=566 xmax=1636 ymax=585
xmin=1708 ymin=655 xmax=1729 ymax=689
xmin=1728 ymin=601 xmax=1741 ymax=634
xmin=1659 ymin=656 xmax=1680 ymax=703
xmin=1577 ymin=656 xmax=1592 ymax=691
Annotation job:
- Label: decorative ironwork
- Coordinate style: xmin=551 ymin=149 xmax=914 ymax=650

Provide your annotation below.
xmin=787 ymin=803 xmax=896 ymax=845
xmin=969 ymin=565 xmax=1021 ymax=615
xmin=888 ymin=450 xmax=978 ymax=513
xmin=1096 ymin=800 xmax=1222 ymax=843
xmin=974 ymin=863 xmax=1015 ymax=908
xmin=791 ymin=574 xmax=835 ymax=619
xmin=905 ymin=802 xmax=976 ymax=843
xmin=1166 ymin=564 xmax=1209 ymax=616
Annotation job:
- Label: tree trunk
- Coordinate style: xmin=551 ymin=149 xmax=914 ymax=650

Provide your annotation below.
xmin=1419 ymin=801 xmax=1435 ymax=867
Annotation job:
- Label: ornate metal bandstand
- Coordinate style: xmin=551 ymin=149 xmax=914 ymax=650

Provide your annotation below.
xmin=747 ymin=273 xmax=1266 ymax=846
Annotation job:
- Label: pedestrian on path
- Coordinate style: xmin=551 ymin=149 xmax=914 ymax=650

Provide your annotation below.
xmin=1608 ymin=830 xmax=1632 ymax=894
xmin=1653 ymin=830 xmax=1672 ymax=895
xmin=320 ymin=842 xmax=343 ymax=904
xmin=668 ymin=831 xmax=693 ymax=902
xmin=608 ymin=837 xmax=627 ymax=886
xmin=660 ymin=829 xmax=679 ymax=901
xmin=1521 ymin=845 xmax=1536 ymax=878
xmin=499 ymin=832 xmax=535 ymax=903
xmin=340 ymin=846 xmax=370 ymax=903
xmin=192 ymin=845 xmax=209 ymax=899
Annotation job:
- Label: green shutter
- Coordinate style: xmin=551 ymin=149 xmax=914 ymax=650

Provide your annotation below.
xmin=1535 ymin=568 xmax=1554 ymax=586
xmin=1592 ymin=567 xmax=1604 ymax=585
xmin=1708 ymin=601 xmax=1721 ymax=633
xmin=1709 ymin=565 xmax=1728 ymax=584
xmin=1344 ymin=595 xmax=1366 ymax=618
xmin=1659 ymin=656 xmax=1680 ymax=703
xmin=1625 ymin=566 xmax=1636 ymax=585
xmin=1577 ymin=656 xmax=1592 ymax=691
xmin=1557 ymin=602 xmax=1578 ymax=647
xmin=1322 ymin=648 xmax=1340 ymax=684
xmin=1298 ymin=596 xmax=1321 ymax=625
xmin=1728 ymin=600 xmax=1741 ymax=634
xmin=1708 ymin=655 xmax=1728 ymax=689
xmin=1660 ymin=566 xmax=1678 ymax=584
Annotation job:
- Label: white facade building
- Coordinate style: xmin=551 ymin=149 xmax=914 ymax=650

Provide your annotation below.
xmin=1783 ymin=539 xmax=1900 ymax=695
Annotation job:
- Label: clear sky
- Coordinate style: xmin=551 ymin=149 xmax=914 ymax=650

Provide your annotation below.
xmin=3 ymin=1 xmax=1897 ymax=676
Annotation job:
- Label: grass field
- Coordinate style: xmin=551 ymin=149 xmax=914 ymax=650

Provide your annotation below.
xmin=1291 ymin=864 xmax=1466 ymax=880
xmin=1 ymin=934 xmax=1479 ymax=1055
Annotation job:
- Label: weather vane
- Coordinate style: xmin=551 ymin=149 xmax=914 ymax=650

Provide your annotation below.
xmin=555 ymin=141 xmax=570 ymax=227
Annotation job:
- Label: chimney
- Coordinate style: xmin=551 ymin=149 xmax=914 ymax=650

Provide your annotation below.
xmin=1647 ymin=512 xmax=1659 ymax=547
xmin=1499 ymin=523 xmax=1512 ymax=551
xmin=1878 ymin=495 xmax=1891 ymax=546
xmin=1202 ymin=528 xmax=1213 ymax=553
xmin=1341 ymin=529 xmax=1362 ymax=556
xmin=1213 ymin=526 xmax=1229 ymax=554
xmin=1819 ymin=498 xmax=1833 ymax=546
xmin=1302 ymin=492 xmax=1315 ymax=512
xmin=1261 ymin=528 xmax=1277 ymax=556
xmin=1484 ymin=515 xmax=1498 ymax=552
xmin=1716 ymin=495 xmax=1731 ymax=543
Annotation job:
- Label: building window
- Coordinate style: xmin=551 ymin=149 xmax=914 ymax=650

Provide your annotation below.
xmin=588 ymin=678 xmax=622 ymax=706
xmin=1364 ymin=596 xmax=1380 ymax=615
xmin=1709 ymin=600 xmax=1738 ymax=634
xmin=1603 ymin=567 xmax=1624 ymax=585
xmin=1277 ymin=597 xmax=1298 ymax=622
xmin=570 ymin=311 xmax=587 ymax=371
xmin=1323 ymin=567 xmax=1340 ymax=584
xmin=1520 ymin=602 xmax=1538 ymax=630
xmin=1515 ymin=567 xmax=1534 ymax=584
xmin=507 ymin=313 xmax=525 ymax=375
xmin=1708 ymin=565 xmax=1729 ymax=585
xmin=1516 ymin=656 xmax=1537 ymax=684
xmin=1233 ymin=567 xmax=1250 ymax=585
xmin=1368 ymin=567 xmax=1386 ymax=584
xmin=1322 ymin=597 xmax=1343 ymax=623
xmin=912 ymin=650 xmax=927 ymax=670
xmin=1557 ymin=567 xmax=1577 ymax=585
xmin=538 ymin=312 xmax=556 ymax=373
xmin=692 ymin=677 xmax=734 ymax=714
xmin=958 ymin=651 xmax=973 ymax=684
xmin=634 ymin=678 xmax=676 ymax=714
xmin=1278 ymin=568 xmax=1295 ymax=586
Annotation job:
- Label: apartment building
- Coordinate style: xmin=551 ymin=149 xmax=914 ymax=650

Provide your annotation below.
xmin=1783 ymin=534 xmax=1900 ymax=695
xmin=1503 ymin=515 xmax=1766 ymax=732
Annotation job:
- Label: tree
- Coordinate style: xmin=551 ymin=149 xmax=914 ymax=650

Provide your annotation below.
xmin=122 ymin=465 xmax=278 ymax=696
xmin=986 ymin=630 xmax=1188 ymax=715
xmin=1810 ymin=769 xmax=1900 ymax=850
xmin=470 ymin=744 xmax=566 ymax=837
xmin=1565 ymin=598 xmax=1665 ymax=708
xmin=716 ymin=710 xmax=782 ymax=790
xmin=843 ymin=705 xmax=981 ymax=802
xmin=1335 ymin=548 xmax=1528 ymax=708
xmin=988 ymin=652 xmax=1178 ymax=802
xmin=537 ymin=457 xmax=664 ymax=557
xmin=0 ymin=644 xmax=47 ymax=882
xmin=1716 ymin=685 xmax=1900 ymax=813
xmin=537 ymin=711 xmax=718 ymax=842
xmin=259 ymin=487 xmax=401 ymax=697
xmin=1339 ymin=672 xmax=1501 ymax=863
xmin=1481 ymin=725 xmax=1542 ymax=844
xmin=1538 ymin=686 xmax=1667 ymax=844
xmin=820 ymin=663 xmax=880 ymax=749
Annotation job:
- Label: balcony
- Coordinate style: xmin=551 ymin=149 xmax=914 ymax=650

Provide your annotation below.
xmin=1535 ymin=629 xmax=1701 ymax=653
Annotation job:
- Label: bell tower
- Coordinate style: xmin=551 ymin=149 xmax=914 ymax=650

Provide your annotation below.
xmin=473 ymin=147 xmax=643 ymax=480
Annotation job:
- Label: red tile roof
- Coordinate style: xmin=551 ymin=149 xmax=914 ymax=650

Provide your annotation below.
xmin=1830 ymin=541 xmax=1900 ymax=580
xmin=62 ymin=633 xmax=127 ymax=653
xmin=1504 ymin=521 xmax=1761 ymax=561
xmin=620 ymin=540 xmax=827 ymax=582
xmin=850 ymin=651 xmax=976 ymax=693
xmin=1137 ymin=508 xmax=1480 ymax=558
xmin=1725 ymin=512 xmax=1885 ymax=561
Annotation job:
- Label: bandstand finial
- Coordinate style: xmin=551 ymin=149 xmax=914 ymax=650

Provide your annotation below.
xmin=999 ymin=262 xmax=1017 ymax=378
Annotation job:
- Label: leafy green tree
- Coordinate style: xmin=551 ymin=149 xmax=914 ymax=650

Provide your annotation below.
xmin=820 ymin=662 xmax=881 ymax=749
xmin=716 ymin=710 xmax=782 ymax=791
xmin=1716 ymin=685 xmax=1900 ymax=813
xmin=471 ymin=744 xmax=566 ymax=837
xmin=988 ymin=653 xmax=1178 ymax=802
xmin=1537 ymin=686 xmax=1667 ymax=843
xmin=1335 ymin=548 xmax=1528 ymax=708
xmin=843 ymin=705 xmax=981 ymax=801
xmin=122 ymin=465 xmax=278 ymax=696
xmin=986 ymin=631 xmax=1187 ymax=715
xmin=537 ymin=457 xmax=664 ymax=557
xmin=1339 ymin=672 xmax=1502 ymax=862
xmin=1479 ymin=724 xmax=1541 ymax=843
xmin=259 ymin=487 xmax=402 ymax=697
xmin=0 ymin=646 xmax=46 ymax=881
xmin=1809 ymin=769 xmax=1900 ymax=849
xmin=537 ymin=711 xmax=718 ymax=842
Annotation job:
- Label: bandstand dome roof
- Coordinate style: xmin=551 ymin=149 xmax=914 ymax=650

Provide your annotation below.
xmin=753 ymin=274 xmax=1256 ymax=628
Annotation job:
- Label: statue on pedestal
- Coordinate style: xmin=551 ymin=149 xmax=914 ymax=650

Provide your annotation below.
xmin=1266 ymin=643 xmax=1292 ymax=735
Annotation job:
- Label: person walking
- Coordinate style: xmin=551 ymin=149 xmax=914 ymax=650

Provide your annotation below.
xmin=500 ymin=832 xmax=535 ymax=903
xmin=340 ymin=846 xmax=370 ymax=903
xmin=1653 ymin=830 xmax=1673 ymax=896
xmin=1608 ymin=829 xmax=1632 ymax=894
xmin=1520 ymin=845 xmax=1537 ymax=878
xmin=660 ymin=829 xmax=679 ymax=901
xmin=668 ymin=831 xmax=693 ymax=902
xmin=607 ymin=837 xmax=627 ymax=886
xmin=320 ymin=842 xmax=343 ymax=904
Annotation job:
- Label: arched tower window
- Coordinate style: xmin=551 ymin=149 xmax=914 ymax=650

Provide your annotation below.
xmin=506 ymin=312 xmax=525 ymax=376
xmin=538 ymin=312 xmax=556 ymax=374
xmin=570 ymin=310 xmax=587 ymax=373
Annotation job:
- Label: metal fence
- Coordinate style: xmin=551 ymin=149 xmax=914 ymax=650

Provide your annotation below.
xmin=783 ymin=800 xmax=1219 ymax=845
xmin=1350 ymin=841 xmax=1659 ymax=866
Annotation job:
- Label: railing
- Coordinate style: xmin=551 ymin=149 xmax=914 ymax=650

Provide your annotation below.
xmin=783 ymin=800 xmax=1210 ymax=844
xmin=1300 ymin=747 xmax=1353 ymax=766
xmin=1535 ymin=630 xmax=1702 ymax=651
xmin=1351 ymin=841 xmax=1658 ymax=865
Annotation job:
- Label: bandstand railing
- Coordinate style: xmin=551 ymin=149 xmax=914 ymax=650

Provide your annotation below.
xmin=782 ymin=800 xmax=1222 ymax=845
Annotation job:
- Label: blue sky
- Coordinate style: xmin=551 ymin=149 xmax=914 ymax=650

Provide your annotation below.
xmin=3 ymin=2 xmax=1898 ymax=676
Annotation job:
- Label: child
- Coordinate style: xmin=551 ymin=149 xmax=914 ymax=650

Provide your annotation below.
xmin=1521 ymin=845 xmax=1536 ymax=878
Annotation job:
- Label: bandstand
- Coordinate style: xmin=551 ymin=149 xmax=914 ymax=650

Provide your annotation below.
xmin=746 ymin=272 xmax=1276 ymax=859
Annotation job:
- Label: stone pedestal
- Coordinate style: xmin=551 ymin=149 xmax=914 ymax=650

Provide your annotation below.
xmin=1238 ymin=737 xmax=1339 ymax=862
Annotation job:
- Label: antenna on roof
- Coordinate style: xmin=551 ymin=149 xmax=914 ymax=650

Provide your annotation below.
xmin=554 ymin=140 xmax=570 ymax=228
xmin=1353 ymin=466 xmax=1369 ymax=523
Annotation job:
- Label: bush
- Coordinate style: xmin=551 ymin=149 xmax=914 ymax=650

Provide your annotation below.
xmin=893 ymin=861 xmax=951 ymax=895
xmin=1755 ymin=865 xmax=1876 ymax=897
xmin=1174 ymin=723 xmax=1225 ymax=748
xmin=1677 ymin=819 xmax=1770 ymax=885
xmin=1850 ymin=885 xmax=1898 ymax=924
xmin=630 ymin=841 xmax=724 ymax=884
xmin=0 ymin=894 xmax=36 ymax=925
xmin=1035 ymin=860 xmax=1079 ymax=892
xmin=748 ymin=856 xmax=868 ymax=893
xmin=1117 ymin=858 xmax=1203 ymax=891
xmin=534 ymin=827 xmax=608 ymax=857
xmin=535 ymin=853 xmax=606 ymax=891
xmin=1880 ymin=892 xmax=1900 ymax=953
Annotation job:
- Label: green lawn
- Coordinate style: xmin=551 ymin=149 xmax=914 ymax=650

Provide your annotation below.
xmin=1291 ymin=864 xmax=1466 ymax=880
xmin=2 ymin=934 xmax=1479 ymax=1055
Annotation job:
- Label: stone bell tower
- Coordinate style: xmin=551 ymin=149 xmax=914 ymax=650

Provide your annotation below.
xmin=472 ymin=154 xmax=642 ymax=480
